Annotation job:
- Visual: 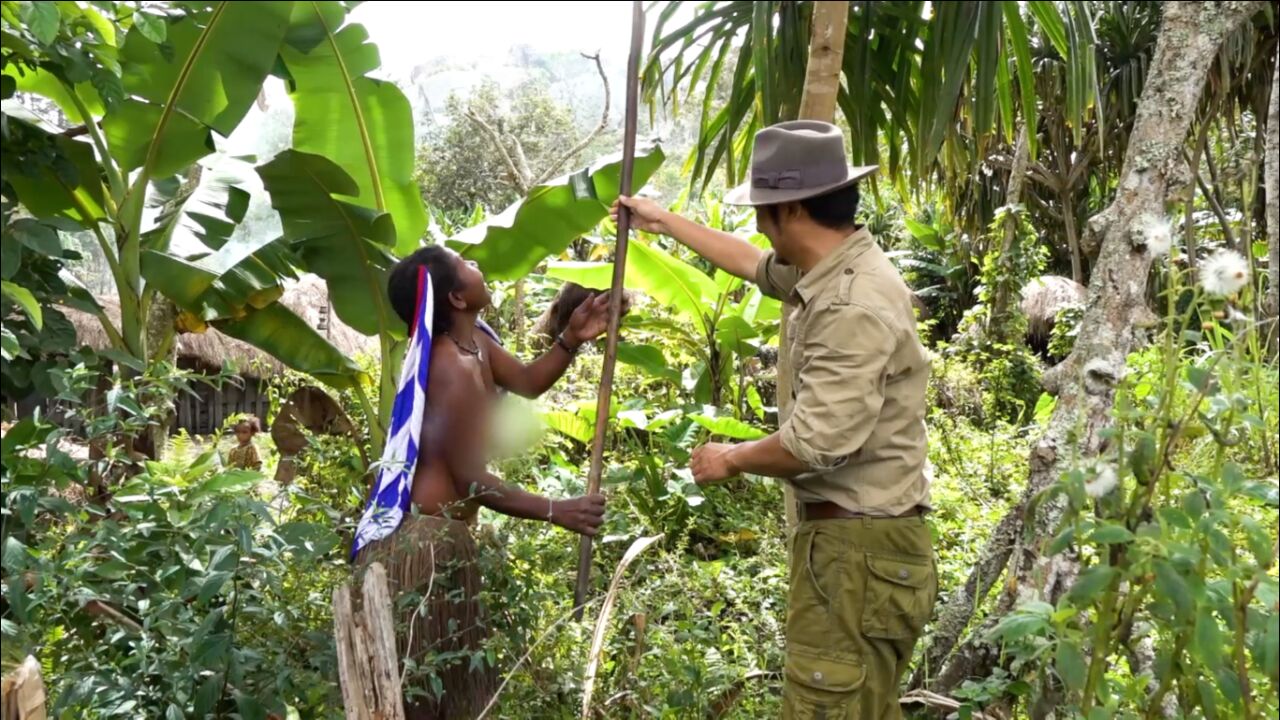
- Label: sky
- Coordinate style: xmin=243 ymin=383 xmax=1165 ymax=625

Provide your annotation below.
xmin=350 ymin=1 xmax=644 ymax=75
xmin=213 ymin=2 xmax=677 ymax=254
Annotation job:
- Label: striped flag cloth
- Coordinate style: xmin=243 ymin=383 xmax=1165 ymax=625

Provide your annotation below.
xmin=352 ymin=267 xmax=434 ymax=559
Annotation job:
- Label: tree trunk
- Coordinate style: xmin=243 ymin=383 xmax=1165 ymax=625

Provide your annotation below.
xmin=1265 ymin=55 xmax=1278 ymax=358
xmin=139 ymin=164 xmax=202 ymax=461
xmin=1062 ymin=188 xmax=1084 ymax=285
xmin=927 ymin=0 xmax=1265 ymax=694
xmin=775 ymin=0 xmax=850 ymax=530
xmin=1182 ymin=117 xmax=1215 ymax=269
xmin=512 ymin=278 xmax=526 ymax=354
xmin=798 ymin=2 xmax=848 ymax=123
xmin=986 ymin=123 xmax=1031 ymax=342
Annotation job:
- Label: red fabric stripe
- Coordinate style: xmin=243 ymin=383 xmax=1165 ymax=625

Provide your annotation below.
xmin=409 ymin=266 xmax=427 ymax=339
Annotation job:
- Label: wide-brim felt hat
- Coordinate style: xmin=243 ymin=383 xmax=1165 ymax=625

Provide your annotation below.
xmin=724 ymin=120 xmax=877 ymax=206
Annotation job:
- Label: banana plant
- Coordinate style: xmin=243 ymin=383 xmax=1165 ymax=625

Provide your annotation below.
xmin=0 ymin=1 xmax=345 ymax=374
xmin=5 ymin=1 xmax=671 ymax=451
xmin=279 ymin=1 xmax=426 ymax=257
xmin=449 ymin=143 xmax=667 ymax=280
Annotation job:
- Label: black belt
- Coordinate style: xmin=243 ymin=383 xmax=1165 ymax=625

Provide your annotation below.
xmin=799 ymin=501 xmax=924 ymax=521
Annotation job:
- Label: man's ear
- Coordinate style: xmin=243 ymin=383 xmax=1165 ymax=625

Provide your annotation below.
xmin=782 ymin=201 xmax=805 ymax=223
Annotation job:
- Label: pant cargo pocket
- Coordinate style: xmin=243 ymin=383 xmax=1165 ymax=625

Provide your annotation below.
xmin=861 ymin=553 xmax=933 ymax=640
xmin=782 ymin=645 xmax=866 ymax=720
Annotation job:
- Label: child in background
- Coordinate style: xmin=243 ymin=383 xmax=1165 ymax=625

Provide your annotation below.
xmin=227 ymin=417 xmax=263 ymax=471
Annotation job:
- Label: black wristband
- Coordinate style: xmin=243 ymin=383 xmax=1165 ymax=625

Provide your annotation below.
xmin=556 ymin=333 xmax=580 ymax=355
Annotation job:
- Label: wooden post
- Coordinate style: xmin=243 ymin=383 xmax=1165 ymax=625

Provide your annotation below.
xmin=573 ymin=0 xmax=646 ymax=618
xmin=332 ymin=563 xmax=405 ymax=720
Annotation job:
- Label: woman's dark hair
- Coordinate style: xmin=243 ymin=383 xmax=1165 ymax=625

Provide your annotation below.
xmin=388 ymin=245 xmax=460 ymax=332
xmin=762 ymin=182 xmax=861 ymax=231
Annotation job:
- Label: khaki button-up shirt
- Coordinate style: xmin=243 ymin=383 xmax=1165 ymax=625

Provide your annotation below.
xmin=756 ymin=226 xmax=931 ymax=515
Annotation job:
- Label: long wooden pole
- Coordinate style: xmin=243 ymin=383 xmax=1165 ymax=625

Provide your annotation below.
xmin=574 ymin=0 xmax=645 ymax=618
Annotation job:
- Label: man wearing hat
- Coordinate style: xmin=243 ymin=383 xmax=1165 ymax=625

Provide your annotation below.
xmin=614 ymin=121 xmax=934 ymax=718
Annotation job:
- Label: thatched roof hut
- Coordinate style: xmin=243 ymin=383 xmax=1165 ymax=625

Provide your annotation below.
xmin=58 ymin=276 xmax=375 ymax=435
xmin=1020 ymin=275 xmax=1087 ymax=345
xmin=61 ymin=275 xmax=375 ymax=378
xmin=278 ymin=275 xmax=375 ymax=365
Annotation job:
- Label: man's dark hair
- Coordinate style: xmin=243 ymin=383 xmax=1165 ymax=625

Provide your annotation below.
xmin=763 ymin=182 xmax=861 ymax=231
xmin=388 ymin=245 xmax=460 ymax=332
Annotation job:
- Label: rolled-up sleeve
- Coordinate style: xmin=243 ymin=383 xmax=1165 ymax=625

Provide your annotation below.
xmin=780 ymin=303 xmax=893 ymax=473
xmin=755 ymin=250 xmax=802 ymax=300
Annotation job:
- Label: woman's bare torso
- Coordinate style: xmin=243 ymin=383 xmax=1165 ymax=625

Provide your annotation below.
xmin=409 ymin=338 xmax=497 ymax=522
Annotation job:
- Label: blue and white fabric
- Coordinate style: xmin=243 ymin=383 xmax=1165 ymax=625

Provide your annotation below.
xmin=352 ymin=268 xmax=434 ymax=558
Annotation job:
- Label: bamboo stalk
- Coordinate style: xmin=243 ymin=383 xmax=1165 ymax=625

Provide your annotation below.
xmin=574 ymin=0 xmax=645 ymax=618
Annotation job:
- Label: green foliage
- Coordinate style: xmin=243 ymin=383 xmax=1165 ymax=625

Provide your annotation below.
xmin=545 ymin=200 xmax=777 ymax=409
xmin=103 ymin=2 xmax=292 ymax=178
xmin=1048 ymin=303 xmax=1084 ymax=360
xmin=4 ymin=457 xmax=344 ymax=718
xmin=939 ymin=204 xmax=1049 ymax=424
xmin=138 ymin=159 xmax=299 ymax=326
xmin=451 ymin=144 xmax=667 ymax=282
xmin=982 ymin=264 xmax=1279 ymax=717
xmin=643 ymin=1 xmax=1081 ymax=192
xmin=2 ymin=0 xmax=342 ymax=380
xmin=281 ymin=3 xmax=427 ymax=256
xmin=2 ymin=356 xmax=348 ymax=716
xmin=3 ymin=3 xmax=1277 ymax=718
xmin=259 ymin=150 xmax=399 ymax=341
xmin=884 ymin=203 xmax=977 ymax=340
xmin=0 ymin=200 xmax=82 ymax=399
xmin=926 ymin=410 xmax=1029 ymax=595
xmin=416 ymin=79 xmax=584 ymax=215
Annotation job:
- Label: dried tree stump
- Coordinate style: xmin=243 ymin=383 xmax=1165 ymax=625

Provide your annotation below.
xmin=332 ymin=562 xmax=405 ymax=720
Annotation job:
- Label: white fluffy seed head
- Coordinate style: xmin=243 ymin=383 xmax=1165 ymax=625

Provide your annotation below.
xmin=1085 ymin=464 xmax=1119 ymax=498
xmin=1198 ymin=250 xmax=1250 ymax=297
xmin=1142 ymin=215 xmax=1173 ymax=257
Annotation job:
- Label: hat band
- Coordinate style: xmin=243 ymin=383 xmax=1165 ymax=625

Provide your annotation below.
xmin=751 ymin=164 xmax=847 ymax=190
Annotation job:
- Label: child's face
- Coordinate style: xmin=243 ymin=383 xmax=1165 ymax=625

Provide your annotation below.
xmin=235 ymin=426 xmax=252 ymax=444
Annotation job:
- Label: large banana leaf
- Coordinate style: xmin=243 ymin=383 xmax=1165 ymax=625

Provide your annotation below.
xmin=257 ymin=149 xmax=399 ymax=339
xmin=544 ymin=239 xmax=719 ymax=328
xmin=626 ymin=240 xmax=720 ymax=324
xmin=616 ymin=342 xmax=681 ymax=383
xmin=450 ymin=144 xmax=666 ymax=281
xmin=140 ymin=161 xmax=297 ymax=321
xmin=736 ymin=285 xmax=781 ymax=325
xmin=102 ymin=1 xmax=292 ymax=178
xmin=217 ymin=303 xmax=363 ymax=389
xmin=280 ymin=6 xmax=426 ymax=256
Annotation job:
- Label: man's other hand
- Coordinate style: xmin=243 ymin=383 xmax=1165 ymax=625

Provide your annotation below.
xmin=691 ymin=443 xmax=739 ymax=486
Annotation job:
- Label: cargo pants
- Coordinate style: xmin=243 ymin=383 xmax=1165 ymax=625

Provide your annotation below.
xmin=782 ymin=515 xmax=937 ymax=719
